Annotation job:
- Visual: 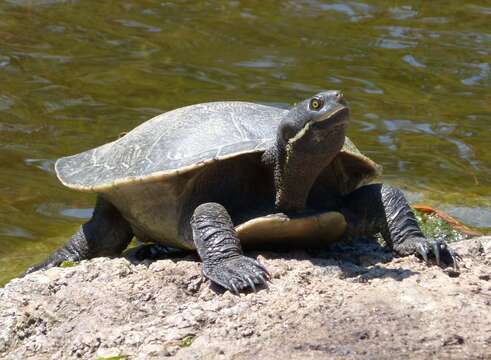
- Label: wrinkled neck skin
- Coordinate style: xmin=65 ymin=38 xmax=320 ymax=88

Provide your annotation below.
xmin=262 ymin=127 xmax=346 ymax=214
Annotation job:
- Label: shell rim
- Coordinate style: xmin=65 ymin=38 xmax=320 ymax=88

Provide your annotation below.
xmin=55 ymin=137 xmax=382 ymax=192
xmin=55 ymin=147 xmax=266 ymax=192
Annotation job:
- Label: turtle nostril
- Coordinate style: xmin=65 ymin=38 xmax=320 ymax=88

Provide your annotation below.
xmin=336 ymin=91 xmax=343 ymax=100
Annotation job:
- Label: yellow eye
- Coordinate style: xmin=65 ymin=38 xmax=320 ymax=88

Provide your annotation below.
xmin=310 ymin=98 xmax=323 ymax=110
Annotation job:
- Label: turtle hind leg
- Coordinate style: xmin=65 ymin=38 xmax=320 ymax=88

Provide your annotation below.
xmin=342 ymin=184 xmax=457 ymax=268
xmin=191 ymin=202 xmax=269 ymax=294
xmin=24 ymin=196 xmax=133 ymax=274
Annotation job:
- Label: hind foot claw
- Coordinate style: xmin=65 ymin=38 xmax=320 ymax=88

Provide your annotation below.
xmin=23 ymin=255 xmax=69 ymax=275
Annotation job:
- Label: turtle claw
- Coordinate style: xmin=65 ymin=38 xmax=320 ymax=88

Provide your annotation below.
xmin=229 ymin=279 xmax=239 ymax=295
xmin=397 ymin=237 xmax=458 ymax=269
xmin=253 ymin=259 xmax=271 ymax=278
xmin=203 ymin=255 xmax=269 ymax=294
xmin=448 ymin=248 xmax=460 ymax=272
xmin=258 ymin=273 xmax=269 ymax=284
xmin=246 ymin=276 xmax=257 ymax=292
xmin=432 ymin=242 xmax=441 ymax=266
xmin=416 ymin=242 xmax=429 ymax=263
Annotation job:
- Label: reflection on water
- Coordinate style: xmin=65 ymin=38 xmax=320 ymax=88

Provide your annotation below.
xmin=0 ymin=0 xmax=490 ymax=284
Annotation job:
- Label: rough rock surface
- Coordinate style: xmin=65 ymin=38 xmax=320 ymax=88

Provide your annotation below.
xmin=1 ymin=238 xmax=490 ymax=360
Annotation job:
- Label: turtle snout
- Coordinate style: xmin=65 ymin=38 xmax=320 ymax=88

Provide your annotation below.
xmin=333 ymin=90 xmax=347 ymax=106
xmin=320 ymin=90 xmax=347 ymax=107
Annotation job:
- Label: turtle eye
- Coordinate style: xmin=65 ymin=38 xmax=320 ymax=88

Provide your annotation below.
xmin=309 ymin=97 xmax=323 ymax=111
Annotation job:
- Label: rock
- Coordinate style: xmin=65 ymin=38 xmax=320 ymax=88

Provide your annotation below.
xmin=1 ymin=237 xmax=490 ymax=359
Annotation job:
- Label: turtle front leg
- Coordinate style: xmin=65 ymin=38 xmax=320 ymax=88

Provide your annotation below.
xmin=342 ymin=184 xmax=457 ymax=268
xmin=191 ymin=202 xmax=269 ymax=293
xmin=25 ymin=196 xmax=133 ymax=274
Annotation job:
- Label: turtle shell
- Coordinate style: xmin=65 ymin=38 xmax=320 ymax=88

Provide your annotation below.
xmin=56 ymin=102 xmax=281 ymax=191
xmin=55 ymin=101 xmax=381 ymax=193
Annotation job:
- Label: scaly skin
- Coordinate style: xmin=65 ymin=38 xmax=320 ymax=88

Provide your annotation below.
xmin=343 ymin=184 xmax=456 ymax=267
xmin=191 ymin=203 xmax=269 ymax=293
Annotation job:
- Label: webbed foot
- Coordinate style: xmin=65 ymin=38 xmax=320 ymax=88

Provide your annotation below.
xmin=394 ymin=236 xmax=459 ymax=270
xmin=203 ymin=255 xmax=270 ymax=294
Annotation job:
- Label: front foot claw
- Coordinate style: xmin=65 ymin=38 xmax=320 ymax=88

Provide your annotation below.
xmin=396 ymin=237 xmax=459 ymax=270
xmin=203 ymin=255 xmax=270 ymax=294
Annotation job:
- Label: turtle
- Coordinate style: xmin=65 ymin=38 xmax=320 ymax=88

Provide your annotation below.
xmin=26 ymin=91 xmax=456 ymax=293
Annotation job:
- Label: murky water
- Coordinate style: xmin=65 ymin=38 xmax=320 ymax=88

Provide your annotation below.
xmin=1 ymin=1 xmax=490 ymax=284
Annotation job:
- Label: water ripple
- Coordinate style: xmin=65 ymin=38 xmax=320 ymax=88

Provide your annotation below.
xmin=402 ymin=55 xmax=425 ymax=68
xmin=461 ymin=63 xmax=490 ymax=86
xmin=317 ymin=2 xmax=373 ymax=22
xmin=115 ymin=19 xmax=161 ymax=33
xmin=36 ymin=203 xmax=93 ymax=219
xmin=376 ymin=38 xmax=415 ymax=49
xmin=24 ymin=159 xmax=56 ymax=173
xmin=389 ymin=6 xmax=417 ymax=20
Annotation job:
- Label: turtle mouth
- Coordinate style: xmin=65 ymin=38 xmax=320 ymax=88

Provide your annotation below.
xmin=286 ymin=104 xmax=349 ymax=146
xmin=312 ymin=104 xmax=349 ymax=129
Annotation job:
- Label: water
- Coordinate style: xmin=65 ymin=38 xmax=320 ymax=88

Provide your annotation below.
xmin=1 ymin=0 xmax=490 ymax=284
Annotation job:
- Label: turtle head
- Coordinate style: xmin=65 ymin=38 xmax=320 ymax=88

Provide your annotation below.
xmin=271 ymin=90 xmax=349 ymax=212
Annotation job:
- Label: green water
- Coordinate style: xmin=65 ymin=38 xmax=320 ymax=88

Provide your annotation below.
xmin=1 ymin=1 xmax=490 ymax=284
